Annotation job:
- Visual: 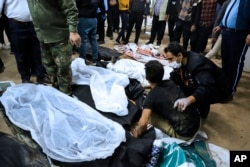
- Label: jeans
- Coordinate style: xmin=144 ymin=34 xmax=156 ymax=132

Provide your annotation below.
xmin=78 ymin=17 xmax=98 ymax=63
xmin=117 ymin=11 xmax=128 ymax=42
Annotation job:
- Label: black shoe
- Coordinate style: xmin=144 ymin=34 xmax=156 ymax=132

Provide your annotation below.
xmin=110 ymin=36 xmax=113 ymax=40
xmin=220 ymin=95 xmax=234 ymax=103
xmin=123 ymin=40 xmax=128 ymax=45
xmin=98 ymin=40 xmax=105 ymax=44
xmin=115 ymin=39 xmax=120 ymax=44
xmin=0 ymin=66 xmax=5 ymax=73
xmin=156 ymin=42 xmax=161 ymax=46
xmin=22 ymin=80 xmax=32 ymax=83
xmin=36 ymin=76 xmax=51 ymax=84
xmin=145 ymin=41 xmax=152 ymax=45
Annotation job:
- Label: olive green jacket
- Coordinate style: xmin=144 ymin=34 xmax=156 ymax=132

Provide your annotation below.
xmin=27 ymin=0 xmax=79 ymax=43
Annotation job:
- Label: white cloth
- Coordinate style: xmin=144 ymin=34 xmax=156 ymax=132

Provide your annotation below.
xmin=71 ymin=58 xmax=129 ymax=116
xmin=0 ymin=0 xmax=33 ymax=22
xmin=107 ymin=58 xmax=173 ymax=87
xmin=0 ymin=84 xmax=126 ymax=162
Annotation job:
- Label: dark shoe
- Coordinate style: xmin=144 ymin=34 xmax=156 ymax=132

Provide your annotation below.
xmin=115 ymin=39 xmax=120 ymax=44
xmin=156 ymin=42 xmax=161 ymax=46
xmin=0 ymin=66 xmax=5 ymax=73
xmin=220 ymin=95 xmax=234 ymax=103
xmin=123 ymin=40 xmax=128 ymax=45
xmin=22 ymin=80 xmax=32 ymax=83
xmin=98 ymin=40 xmax=105 ymax=45
xmin=36 ymin=76 xmax=51 ymax=84
xmin=145 ymin=41 xmax=152 ymax=45
xmin=110 ymin=36 xmax=113 ymax=40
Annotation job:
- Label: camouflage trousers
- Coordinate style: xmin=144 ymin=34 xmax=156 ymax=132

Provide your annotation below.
xmin=40 ymin=39 xmax=72 ymax=95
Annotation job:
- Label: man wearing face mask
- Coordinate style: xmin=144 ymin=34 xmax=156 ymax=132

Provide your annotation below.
xmin=165 ymin=42 xmax=231 ymax=119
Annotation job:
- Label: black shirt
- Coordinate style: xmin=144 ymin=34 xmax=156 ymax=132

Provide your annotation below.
xmin=143 ymin=80 xmax=200 ymax=137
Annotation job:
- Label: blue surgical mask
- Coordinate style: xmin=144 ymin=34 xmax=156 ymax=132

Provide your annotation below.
xmin=168 ymin=61 xmax=182 ymax=69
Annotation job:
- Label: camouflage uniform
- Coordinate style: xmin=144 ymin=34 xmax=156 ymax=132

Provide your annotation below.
xmin=41 ymin=39 xmax=72 ymax=95
xmin=26 ymin=0 xmax=79 ymax=95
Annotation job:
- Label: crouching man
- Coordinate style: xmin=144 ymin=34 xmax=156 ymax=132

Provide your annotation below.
xmin=132 ymin=60 xmax=200 ymax=140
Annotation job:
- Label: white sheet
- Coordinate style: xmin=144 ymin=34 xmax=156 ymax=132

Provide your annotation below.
xmin=71 ymin=58 xmax=129 ymax=116
xmin=0 ymin=84 xmax=126 ymax=162
xmin=106 ymin=59 xmax=173 ymax=87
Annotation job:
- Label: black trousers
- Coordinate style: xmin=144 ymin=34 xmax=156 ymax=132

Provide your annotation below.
xmin=173 ymin=19 xmax=192 ymax=50
xmin=125 ymin=11 xmax=144 ymax=44
xmin=148 ymin=15 xmax=166 ymax=45
xmin=8 ymin=20 xmax=45 ymax=81
xmin=221 ymin=29 xmax=248 ymax=95
xmin=190 ymin=24 xmax=213 ymax=53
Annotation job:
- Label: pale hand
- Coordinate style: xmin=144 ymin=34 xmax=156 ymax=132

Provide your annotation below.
xmin=173 ymin=98 xmax=191 ymax=112
xmin=70 ymin=32 xmax=81 ymax=48
xmin=246 ymin=34 xmax=250 ymax=46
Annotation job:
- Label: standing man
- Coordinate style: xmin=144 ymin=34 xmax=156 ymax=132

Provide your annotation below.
xmin=172 ymin=0 xmax=201 ymax=50
xmin=26 ymin=0 xmax=81 ymax=95
xmin=145 ymin=0 xmax=168 ymax=46
xmin=76 ymin=0 xmax=105 ymax=65
xmin=0 ymin=0 xmax=49 ymax=84
xmin=190 ymin=0 xmax=217 ymax=54
xmin=220 ymin=0 xmax=250 ymax=100
xmin=123 ymin=0 xmax=150 ymax=45
xmin=166 ymin=0 xmax=181 ymax=42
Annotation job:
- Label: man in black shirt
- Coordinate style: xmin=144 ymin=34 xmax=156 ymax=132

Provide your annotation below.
xmin=132 ymin=60 xmax=200 ymax=140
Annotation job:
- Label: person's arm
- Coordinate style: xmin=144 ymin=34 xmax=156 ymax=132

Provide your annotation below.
xmin=174 ymin=95 xmax=196 ymax=111
xmin=132 ymin=108 xmax=152 ymax=138
xmin=246 ymin=34 xmax=250 ymax=46
xmin=190 ymin=0 xmax=202 ymax=32
xmin=212 ymin=1 xmax=230 ymax=39
xmin=60 ymin=0 xmax=81 ymax=47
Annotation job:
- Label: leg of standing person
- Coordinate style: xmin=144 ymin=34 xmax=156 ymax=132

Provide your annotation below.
xmin=0 ymin=17 xmax=5 ymax=48
xmin=134 ymin=11 xmax=144 ymax=44
xmin=168 ymin=18 xmax=176 ymax=42
xmin=106 ymin=8 xmax=114 ymax=40
xmin=97 ymin=13 xmax=105 ymax=44
xmin=27 ymin=26 xmax=48 ymax=84
xmin=173 ymin=19 xmax=183 ymax=44
xmin=41 ymin=39 xmax=73 ymax=95
xmin=8 ymin=21 xmax=32 ymax=83
xmin=78 ymin=17 xmax=89 ymax=60
xmin=192 ymin=25 xmax=213 ymax=53
xmin=205 ymin=34 xmax=222 ymax=59
xmin=112 ymin=5 xmax=120 ymax=33
xmin=221 ymin=30 xmax=248 ymax=96
xmin=0 ymin=57 xmax=4 ymax=73
xmin=124 ymin=12 xmax=136 ymax=44
xmin=146 ymin=15 xmax=158 ymax=44
xmin=182 ymin=21 xmax=192 ymax=50
xmin=116 ymin=11 xmax=128 ymax=43
xmin=88 ymin=18 xmax=99 ymax=64
xmin=156 ymin=20 xmax=166 ymax=46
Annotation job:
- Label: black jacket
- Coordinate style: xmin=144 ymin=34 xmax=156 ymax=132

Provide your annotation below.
xmin=171 ymin=51 xmax=230 ymax=118
xmin=76 ymin=0 xmax=105 ymax=18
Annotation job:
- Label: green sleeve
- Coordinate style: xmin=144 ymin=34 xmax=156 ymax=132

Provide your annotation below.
xmin=59 ymin=0 xmax=79 ymax=32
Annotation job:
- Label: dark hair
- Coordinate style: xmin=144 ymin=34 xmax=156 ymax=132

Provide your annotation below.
xmin=145 ymin=60 xmax=164 ymax=83
xmin=164 ymin=41 xmax=186 ymax=57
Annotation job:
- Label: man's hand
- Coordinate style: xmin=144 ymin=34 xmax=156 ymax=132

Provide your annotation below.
xmin=190 ymin=25 xmax=196 ymax=32
xmin=246 ymin=34 xmax=250 ymax=46
xmin=70 ymin=32 xmax=81 ymax=48
xmin=174 ymin=98 xmax=191 ymax=111
xmin=213 ymin=26 xmax=221 ymax=33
